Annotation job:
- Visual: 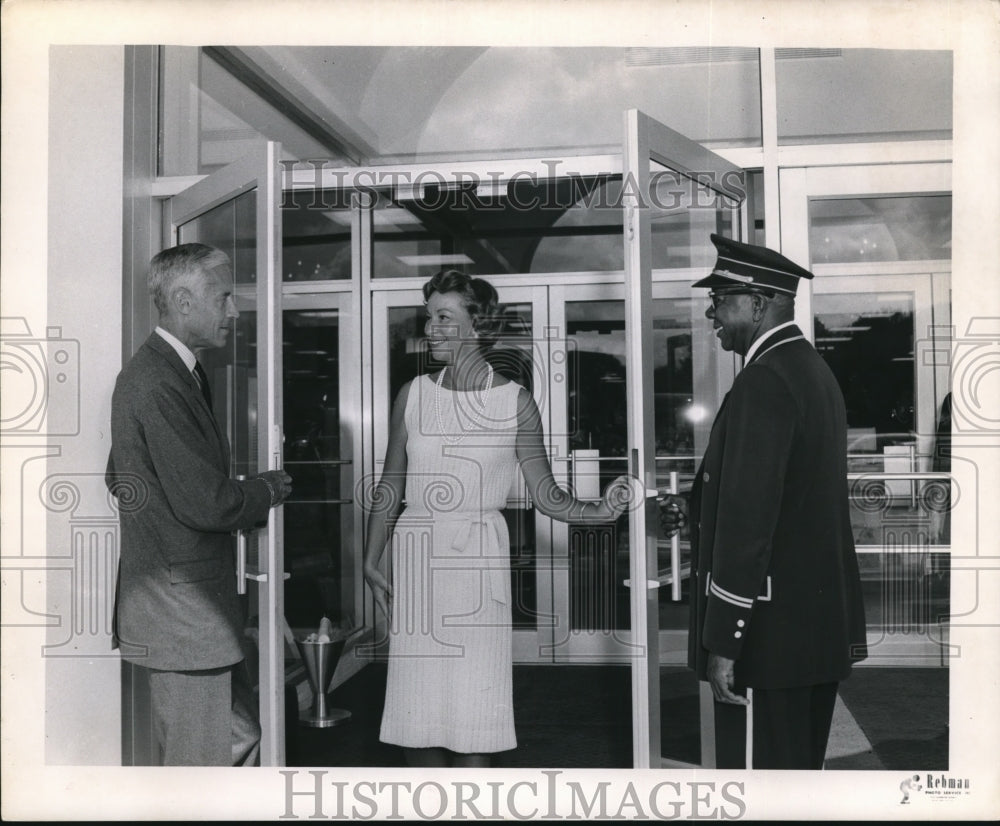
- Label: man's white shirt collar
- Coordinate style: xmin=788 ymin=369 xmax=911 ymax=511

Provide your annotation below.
xmin=155 ymin=326 xmax=198 ymax=373
xmin=744 ymin=320 xmax=798 ymax=364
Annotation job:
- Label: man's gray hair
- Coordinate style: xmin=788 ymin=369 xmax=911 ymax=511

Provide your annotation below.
xmin=148 ymin=243 xmax=231 ymax=315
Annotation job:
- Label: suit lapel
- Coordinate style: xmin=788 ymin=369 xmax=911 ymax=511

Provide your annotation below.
xmin=146 ymin=333 xmax=229 ymax=468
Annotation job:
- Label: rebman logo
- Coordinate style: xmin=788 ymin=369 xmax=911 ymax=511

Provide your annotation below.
xmin=899 ymin=775 xmax=922 ymax=804
xmin=900 ymin=774 xmax=971 ymax=804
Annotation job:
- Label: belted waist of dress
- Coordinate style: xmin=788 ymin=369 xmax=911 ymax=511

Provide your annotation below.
xmin=397 ymin=509 xmax=509 ymax=605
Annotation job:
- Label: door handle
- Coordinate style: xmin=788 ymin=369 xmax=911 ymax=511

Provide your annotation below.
xmin=668 ymin=471 xmax=681 ymax=602
xmin=234 ymin=475 xmax=291 ymax=592
xmin=236 ymin=529 xmax=248 ymax=595
xmin=272 ymin=425 xmax=283 ymax=471
xmin=236 ymin=474 xmax=248 ymax=595
xmin=243 ymin=568 xmax=290 ymax=583
xmin=623 ymin=578 xmax=660 ymax=590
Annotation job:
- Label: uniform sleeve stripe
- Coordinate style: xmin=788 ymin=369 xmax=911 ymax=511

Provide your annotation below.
xmin=709 ymin=579 xmax=755 ymax=608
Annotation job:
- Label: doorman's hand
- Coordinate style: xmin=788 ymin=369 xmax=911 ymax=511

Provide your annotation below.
xmin=656 ymin=493 xmax=688 ymax=538
xmin=707 ymin=653 xmax=749 ymax=705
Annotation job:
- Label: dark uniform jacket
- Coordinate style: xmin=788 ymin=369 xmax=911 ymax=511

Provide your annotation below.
xmin=688 ymin=324 xmax=868 ymax=689
xmin=106 ymin=332 xmax=273 ymax=672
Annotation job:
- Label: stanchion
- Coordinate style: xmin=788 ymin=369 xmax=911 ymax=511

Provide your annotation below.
xmin=295 ymin=636 xmax=352 ymax=728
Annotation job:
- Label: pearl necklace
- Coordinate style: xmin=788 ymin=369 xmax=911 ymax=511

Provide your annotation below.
xmin=434 ymin=364 xmax=494 ymax=444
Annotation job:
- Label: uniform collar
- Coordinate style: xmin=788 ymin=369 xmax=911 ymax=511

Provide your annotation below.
xmin=744 ymin=321 xmax=802 ymax=365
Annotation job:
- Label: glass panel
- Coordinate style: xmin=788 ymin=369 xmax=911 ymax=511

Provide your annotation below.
xmin=748 ymin=169 xmax=767 ymax=247
xmin=177 ymin=193 xmax=262 ymax=607
xmin=564 ymin=301 xmax=629 ymax=631
xmin=858 ymin=550 xmax=950 ymax=663
xmin=849 ymin=476 xmax=952 ymax=549
xmin=169 ymin=152 xmax=291 ymax=765
xmin=372 ymin=178 xmax=625 ymax=278
xmin=566 ymin=296 xmax=712 ymax=469
xmin=385 ymin=301 xmax=538 ymax=630
xmin=159 ymin=48 xmax=345 ymax=176
xmin=652 ymin=293 xmax=718 ymax=766
xmin=815 ymin=284 xmax=952 ymax=672
xmin=776 ymin=49 xmax=953 ymax=145
xmin=282 ymin=308 xmax=355 ymax=630
xmin=286 ymin=161 xmax=745 ymax=282
xmin=563 ymin=291 xmax=718 ymax=756
xmin=281 ymin=189 xmax=352 ymax=281
xmin=399 ymin=47 xmax=762 ymax=156
xmin=814 ymin=291 xmax=915 ymax=453
xmin=815 ymin=290 xmax=952 ymax=546
xmin=365 ymin=170 xmax=743 ymax=279
xmin=648 ymin=164 xmax=741 ymax=270
xmin=528 ymin=179 xmax=623 ymax=274
xmin=653 ymin=298 xmax=699 ymax=464
xmin=167 ymin=46 xmax=760 ymax=166
xmin=809 ymin=196 xmax=952 ymax=264
xmin=650 ymin=296 xmax=703 ymax=623
xmin=176 ymin=190 xmax=258 ymax=283
xmin=564 ymin=294 xmax=717 ymax=636
xmin=929 ymin=389 xmax=952 ymax=547
xmin=650 ymin=274 xmax=732 ymax=766
xmin=176 ymin=192 xmax=260 ymax=479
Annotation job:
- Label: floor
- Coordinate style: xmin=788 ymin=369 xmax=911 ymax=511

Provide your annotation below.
xmin=287 ymin=664 xmax=948 ymax=770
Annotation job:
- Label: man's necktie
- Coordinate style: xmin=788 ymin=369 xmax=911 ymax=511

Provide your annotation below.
xmin=193 ymin=361 xmax=213 ymax=411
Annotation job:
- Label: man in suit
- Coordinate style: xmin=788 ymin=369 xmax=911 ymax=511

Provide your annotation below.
xmin=661 ymin=234 xmax=867 ymax=769
xmin=106 ymin=243 xmax=292 ymax=766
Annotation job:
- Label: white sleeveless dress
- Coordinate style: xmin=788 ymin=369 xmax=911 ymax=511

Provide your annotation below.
xmin=379 ymin=373 xmax=522 ymax=753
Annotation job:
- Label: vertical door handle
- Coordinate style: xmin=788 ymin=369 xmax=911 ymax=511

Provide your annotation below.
xmin=237 ymin=529 xmax=248 ymax=595
xmin=669 ymin=471 xmax=681 ymax=602
xmin=236 ymin=474 xmax=248 ymax=595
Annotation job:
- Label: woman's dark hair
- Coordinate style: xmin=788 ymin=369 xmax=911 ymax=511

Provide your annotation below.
xmin=422 ymin=270 xmax=502 ymax=345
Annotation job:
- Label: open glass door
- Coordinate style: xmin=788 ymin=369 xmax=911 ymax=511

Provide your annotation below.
xmin=165 ymin=142 xmax=287 ymax=765
xmin=622 ymin=110 xmax=748 ymax=768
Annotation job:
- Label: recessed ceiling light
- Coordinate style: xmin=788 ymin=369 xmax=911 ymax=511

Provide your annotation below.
xmin=396 ymin=254 xmax=474 ymax=267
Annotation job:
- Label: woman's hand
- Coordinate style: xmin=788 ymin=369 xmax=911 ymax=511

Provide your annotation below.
xmin=363 ymin=565 xmax=392 ymax=621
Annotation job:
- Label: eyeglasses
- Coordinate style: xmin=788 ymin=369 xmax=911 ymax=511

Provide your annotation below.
xmin=708 ymin=289 xmax=774 ymax=309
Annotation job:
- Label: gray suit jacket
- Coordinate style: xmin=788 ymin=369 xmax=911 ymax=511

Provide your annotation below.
xmin=106 ymin=332 xmax=273 ymax=671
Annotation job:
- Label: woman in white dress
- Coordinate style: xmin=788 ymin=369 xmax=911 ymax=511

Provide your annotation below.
xmin=363 ymin=271 xmax=630 ymax=768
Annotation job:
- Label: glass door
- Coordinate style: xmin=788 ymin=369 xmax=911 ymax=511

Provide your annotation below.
xmin=546 ymin=283 xmax=633 ymax=663
xmin=280 ymin=290 xmax=361 ymax=670
xmin=813 ymin=272 xmax=952 ymax=666
xmin=622 ymin=110 xmax=748 ymax=768
xmin=544 ymin=282 xmax=730 ymax=663
xmin=165 ymin=142 xmax=288 ymax=765
xmin=371 ymin=287 xmax=550 ymax=661
xmin=779 ymin=163 xmax=953 ymax=669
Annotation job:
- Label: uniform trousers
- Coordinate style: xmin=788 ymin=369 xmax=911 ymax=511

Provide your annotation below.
xmin=147 ymin=660 xmax=261 ymax=766
xmin=714 ymin=682 xmax=838 ymax=770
